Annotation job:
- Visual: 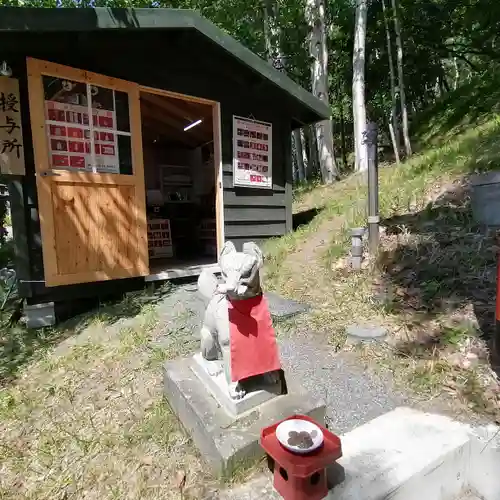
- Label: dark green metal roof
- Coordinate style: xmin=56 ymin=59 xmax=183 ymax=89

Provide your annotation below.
xmin=0 ymin=7 xmax=330 ymax=124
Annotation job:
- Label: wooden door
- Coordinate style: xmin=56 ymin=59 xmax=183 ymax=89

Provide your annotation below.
xmin=27 ymin=58 xmax=148 ymax=287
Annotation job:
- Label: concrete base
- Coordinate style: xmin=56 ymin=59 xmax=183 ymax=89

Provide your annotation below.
xmin=327 ymin=407 xmax=500 ymax=500
xmin=213 ymin=407 xmax=500 ymax=500
xmin=329 ymin=407 xmax=471 ymax=500
xmin=24 ymin=301 xmax=55 ymax=329
xmin=163 ymin=356 xmax=326 ymax=475
xmin=191 ymin=353 xmax=281 ymax=417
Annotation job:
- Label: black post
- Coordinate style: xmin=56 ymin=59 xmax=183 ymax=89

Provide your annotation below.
xmin=350 ymin=227 xmax=365 ymax=270
xmin=363 ymin=122 xmax=380 ymax=254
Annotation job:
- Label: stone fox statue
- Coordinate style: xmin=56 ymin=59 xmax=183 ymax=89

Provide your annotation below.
xmin=197 ymin=241 xmax=285 ymax=400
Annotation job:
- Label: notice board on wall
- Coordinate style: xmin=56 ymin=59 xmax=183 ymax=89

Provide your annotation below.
xmin=45 ymin=100 xmax=119 ymax=174
xmin=0 ymin=76 xmax=25 ymax=175
xmin=233 ymin=116 xmax=272 ymax=189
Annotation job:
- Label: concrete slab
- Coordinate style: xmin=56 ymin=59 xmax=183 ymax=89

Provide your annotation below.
xmin=265 ymin=291 xmax=310 ymax=319
xmin=455 ymin=493 xmax=483 ymax=500
xmin=328 ymin=407 xmax=471 ymax=500
xmin=345 ymin=323 xmax=387 ymax=345
xmin=190 ymin=353 xmax=281 ymax=416
xmin=214 ymin=407 xmax=500 ymax=500
xmin=163 ymin=356 xmax=326 ymax=475
xmin=467 ymin=424 xmax=500 ymax=500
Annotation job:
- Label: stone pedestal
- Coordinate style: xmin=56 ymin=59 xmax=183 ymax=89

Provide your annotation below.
xmin=163 ymin=356 xmax=326 ymax=475
xmin=191 ymin=353 xmax=281 ymax=417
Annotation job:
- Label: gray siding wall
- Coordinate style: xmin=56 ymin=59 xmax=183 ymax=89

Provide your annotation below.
xmin=220 ymin=104 xmax=292 ymax=251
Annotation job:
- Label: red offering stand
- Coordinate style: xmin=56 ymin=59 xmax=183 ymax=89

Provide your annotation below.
xmin=260 ymin=415 xmax=342 ymax=500
xmin=495 ymin=238 xmax=500 ymax=363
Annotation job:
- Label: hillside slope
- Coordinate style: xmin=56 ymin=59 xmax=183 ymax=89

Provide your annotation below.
xmin=264 ymin=78 xmax=500 ymax=418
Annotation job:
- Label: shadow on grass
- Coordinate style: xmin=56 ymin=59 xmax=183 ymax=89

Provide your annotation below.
xmin=377 ymin=178 xmax=497 ymax=359
xmin=0 ymin=282 xmax=173 ymax=387
xmin=293 ymin=206 xmax=324 ymax=231
xmin=413 ymin=72 xmax=500 ymax=147
xmin=377 ymin=116 xmax=500 ymax=346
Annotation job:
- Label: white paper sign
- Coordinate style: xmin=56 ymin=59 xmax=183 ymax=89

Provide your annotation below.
xmin=45 ymin=100 xmax=120 ymax=174
xmin=233 ymin=116 xmax=272 ymax=189
xmin=0 ymin=77 xmax=25 ymax=175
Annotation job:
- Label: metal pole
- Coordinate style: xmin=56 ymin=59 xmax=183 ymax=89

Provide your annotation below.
xmin=363 ymin=122 xmax=380 ymax=254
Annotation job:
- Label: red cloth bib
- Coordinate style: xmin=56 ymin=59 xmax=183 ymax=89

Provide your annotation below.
xmin=228 ymin=295 xmax=281 ymax=382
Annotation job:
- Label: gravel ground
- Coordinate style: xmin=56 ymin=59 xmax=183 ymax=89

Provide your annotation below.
xmin=279 ymin=334 xmax=407 ymax=434
xmin=154 ymin=284 xmax=408 ymax=434
xmin=146 ymin=284 xmax=481 ymax=499
xmin=157 ymin=283 xmax=466 ymax=432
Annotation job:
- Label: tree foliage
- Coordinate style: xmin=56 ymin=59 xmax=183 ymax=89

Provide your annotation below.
xmin=3 ymin=0 xmax=498 ymax=173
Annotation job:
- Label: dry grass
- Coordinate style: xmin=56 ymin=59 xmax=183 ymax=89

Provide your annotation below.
xmin=0 ymin=288 xmax=215 ymax=500
xmin=263 ymin=111 xmax=500 ymax=420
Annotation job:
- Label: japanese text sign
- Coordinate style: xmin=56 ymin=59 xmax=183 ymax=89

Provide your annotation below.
xmin=0 ymin=77 xmax=25 ymax=175
xmin=233 ymin=116 xmax=272 ymax=189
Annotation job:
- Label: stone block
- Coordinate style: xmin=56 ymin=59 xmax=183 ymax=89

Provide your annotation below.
xmin=191 ymin=353 xmax=280 ymax=417
xmin=24 ymin=301 xmax=55 ymax=329
xmin=265 ymin=291 xmax=310 ymax=319
xmin=163 ymin=356 xmax=326 ymax=475
xmin=328 ymin=407 xmax=471 ymax=500
xmin=471 ymin=171 xmax=500 ymax=226
xmin=345 ymin=323 xmax=387 ymax=345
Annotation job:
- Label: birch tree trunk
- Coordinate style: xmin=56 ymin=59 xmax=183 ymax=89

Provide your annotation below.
xmin=300 ymin=128 xmax=309 ymax=176
xmin=389 ymin=121 xmax=400 ymax=165
xmin=293 ymin=129 xmax=305 ymax=182
xmin=352 ymin=0 xmax=368 ymax=172
xmin=304 ymin=125 xmax=319 ymax=179
xmin=339 ymin=101 xmax=348 ymax=170
xmin=381 ymin=0 xmax=400 ymax=164
xmin=453 ymin=57 xmax=459 ymax=90
xmin=306 ymin=0 xmax=338 ymax=183
xmin=391 ymin=0 xmax=412 ymax=157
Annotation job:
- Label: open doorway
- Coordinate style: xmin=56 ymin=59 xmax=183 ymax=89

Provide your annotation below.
xmin=139 ymin=90 xmax=219 ymax=280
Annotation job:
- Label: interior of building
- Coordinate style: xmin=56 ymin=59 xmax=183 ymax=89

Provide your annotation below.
xmin=140 ymin=91 xmax=217 ymax=276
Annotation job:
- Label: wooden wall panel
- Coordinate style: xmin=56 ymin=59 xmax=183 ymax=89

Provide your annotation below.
xmin=51 ymin=182 xmax=138 ymax=276
xmin=48 ymin=181 xmax=143 ymax=285
xmin=224 ymin=206 xmax=286 ymax=223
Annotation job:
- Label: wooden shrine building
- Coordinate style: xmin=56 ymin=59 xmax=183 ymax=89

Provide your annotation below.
xmin=0 ymin=7 xmax=329 ymax=325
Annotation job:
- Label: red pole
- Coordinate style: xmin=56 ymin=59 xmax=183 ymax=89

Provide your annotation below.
xmin=495 ymin=233 xmax=500 ymax=365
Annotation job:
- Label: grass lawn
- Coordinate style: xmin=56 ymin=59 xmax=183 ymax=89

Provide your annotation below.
xmin=0 ymin=288 xmax=220 ymax=500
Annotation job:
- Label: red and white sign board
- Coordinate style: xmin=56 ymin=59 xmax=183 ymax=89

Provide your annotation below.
xmin=45 ymin=101 xmax=120 ymax=174
xmin=233 ymin=116 xmax=272 ymax=189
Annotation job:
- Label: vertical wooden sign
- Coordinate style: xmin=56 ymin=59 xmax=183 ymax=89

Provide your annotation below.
xmin=0 ymin=76 xmax=25 ymax=175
